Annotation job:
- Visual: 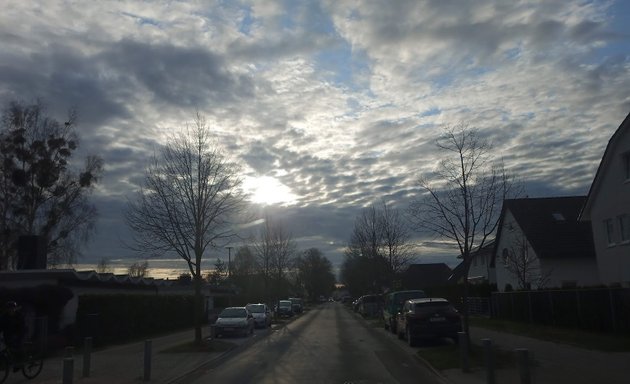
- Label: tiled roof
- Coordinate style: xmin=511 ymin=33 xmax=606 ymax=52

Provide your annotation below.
xmin=501 ymin=196 xmax=595 ymax=259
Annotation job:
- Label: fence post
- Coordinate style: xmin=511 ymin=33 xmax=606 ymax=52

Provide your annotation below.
xmin=63 ymin=357 xmax=74 ymax=384
xmin=575 ymin=290 xmax=582 ymax=328
xmin=143 ymin=340 xmax=152 ymax=381
xmin=608 ymin=288 xmax=617 ymax=333
xmin=515 ymin=348 xmax=531 ymax=384
xmin=527 ymin=292 xmax=533 ymax=323
xmin=482 ymin=338 xmax=495 ymax=384
xmin=38 ymin=316 xmax=48 ymax=355
xmin=83 ymin=337 xmax=92 ymax=377
xmin=548 ymin=291 xmax=555 ymax=326
xmin=458 ymin=332 xmax=469 ymax=372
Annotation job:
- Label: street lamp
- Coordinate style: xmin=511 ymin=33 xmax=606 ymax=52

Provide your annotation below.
xmin=225 ymin=246 xmax=232 ymax=278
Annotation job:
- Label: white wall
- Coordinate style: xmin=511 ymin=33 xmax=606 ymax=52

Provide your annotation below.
xmin=589 ymin=127 xmax=630 ymax=286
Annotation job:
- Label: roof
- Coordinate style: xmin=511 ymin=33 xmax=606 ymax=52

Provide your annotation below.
xmin=497 ymin=196 xmax=595 ymax=259
xmin=401 ymin=263 xmax=452 ymax=289
xmin=580 ymin=112 xmax=630 ymax=221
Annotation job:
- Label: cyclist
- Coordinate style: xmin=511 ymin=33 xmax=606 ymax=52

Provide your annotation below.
xmin=0 ymin=301 xmax=26 ymax=371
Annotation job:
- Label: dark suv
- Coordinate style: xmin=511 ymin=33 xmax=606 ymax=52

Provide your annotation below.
xmin=395 ymin=298 xmax=462 ymax=346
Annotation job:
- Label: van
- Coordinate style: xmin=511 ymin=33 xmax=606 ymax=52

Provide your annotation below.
xmin=383 ymin=290 xmax=427 ymax=334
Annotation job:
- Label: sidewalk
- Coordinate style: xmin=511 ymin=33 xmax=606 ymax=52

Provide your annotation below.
xmin=4 ymin=326 xmax=267 ymax=384
xmin=441 ymin=326 xmax=630 ymax=384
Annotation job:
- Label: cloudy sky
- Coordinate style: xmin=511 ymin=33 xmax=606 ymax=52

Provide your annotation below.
xmin=1 ymin=1 xmax=629 ymax=278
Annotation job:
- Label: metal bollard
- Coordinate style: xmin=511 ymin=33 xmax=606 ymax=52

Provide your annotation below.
xmin=458 ymin=332 xmax=469 ymax=372
xmin=516 ymin=348 xmax=531 ymax=384
xmin=83 ymin=337 xmax=92 ymax=377
xmin=143 ymin=340 xmax=152 ymax=381
xmin=63 ymin=357 xmax=74 ymax=384
xmin=482 ymin=338 xmax=495 ymax=384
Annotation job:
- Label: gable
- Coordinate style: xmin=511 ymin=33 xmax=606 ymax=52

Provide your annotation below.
xmin=581 ymin=112 xmax=630 ymax=221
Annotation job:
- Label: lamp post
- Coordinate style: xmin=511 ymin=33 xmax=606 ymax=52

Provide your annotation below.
xmin=225 ymin=246 xmax=232 ymax=278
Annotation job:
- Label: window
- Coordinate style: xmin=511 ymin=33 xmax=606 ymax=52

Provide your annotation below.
xmin=618 ymin=214 xmax=630 ymax=243
xmin=604 ymin=219 xmax=615 ymax=245
xmin=623 ymin=152 xmax=630 ymax=181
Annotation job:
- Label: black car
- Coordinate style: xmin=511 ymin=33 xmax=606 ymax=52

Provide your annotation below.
xmin=395 ymin=298 xmax=462 ymax=346
xmin=277 ymin=300 xmax=293 ymax=317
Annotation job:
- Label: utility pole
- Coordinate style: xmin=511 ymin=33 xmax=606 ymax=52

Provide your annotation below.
xmin=225 ymin=246 xmax=233 ymax=278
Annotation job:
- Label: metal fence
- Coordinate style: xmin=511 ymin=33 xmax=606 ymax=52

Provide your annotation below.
xmin=490 ymin=287 xmax=630 ymax=334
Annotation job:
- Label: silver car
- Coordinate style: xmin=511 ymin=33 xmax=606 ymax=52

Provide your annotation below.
xmin=246 ymin=303 xmax=272 ymax=328
xmin=214 ymin=307 xmax=255 ymax=337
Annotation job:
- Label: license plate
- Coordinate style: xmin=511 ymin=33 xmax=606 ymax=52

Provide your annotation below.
xmin=430 ymin=317 xmax=445 ymax=322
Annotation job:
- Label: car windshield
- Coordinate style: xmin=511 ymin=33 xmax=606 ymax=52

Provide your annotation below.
xmin=279 ymin=301 xmax=291 ymax=308
xmin=246 ymin=304 xmax=265 ymax=313
xmin=220 ymin=308 xmax=247 ymax=318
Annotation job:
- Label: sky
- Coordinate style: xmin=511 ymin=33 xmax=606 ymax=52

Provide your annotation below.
xmin=1 ymin=0 xmax=629 ymax=279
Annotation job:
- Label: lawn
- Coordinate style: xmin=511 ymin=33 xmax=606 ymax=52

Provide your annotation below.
xmin=469 ymin=316 xmax=630 ymax=352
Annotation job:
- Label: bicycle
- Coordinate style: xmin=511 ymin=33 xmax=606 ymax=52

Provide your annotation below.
xmin=0 ymin=337 xmax=44 ymax=383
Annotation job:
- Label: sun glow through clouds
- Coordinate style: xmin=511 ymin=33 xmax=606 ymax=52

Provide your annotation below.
xmin=244 ymin=176 xmax=298 ymax=206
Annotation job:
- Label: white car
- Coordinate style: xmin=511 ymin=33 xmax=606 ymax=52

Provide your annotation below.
xmin=246 ymin=303 xmax=272 ymax=328
xmin=214 ymin=307 xmax=255 ymax=337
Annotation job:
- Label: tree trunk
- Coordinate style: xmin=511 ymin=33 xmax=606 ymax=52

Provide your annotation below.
xmin=194 ymin=275 xmax=203 ymax=345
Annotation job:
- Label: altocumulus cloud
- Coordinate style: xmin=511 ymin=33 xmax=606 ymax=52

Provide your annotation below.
xmin=0 ymin=0 xmax=628 ymax=275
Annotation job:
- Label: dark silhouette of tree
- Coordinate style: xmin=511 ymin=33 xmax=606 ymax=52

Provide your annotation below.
xmin=0 ymin=100 xmax=103 ymax=269
xmin=125 ymin=113 xmax=246 ymax=344
xmin=341 ymin=202 xmax=416 ymax=294
xmin=408 ymin=123 xmax=517 ymax=342
xmin=296 ymin=248 xmax=335 ymax=301
xmin=128 ymin=260 xmax=149 ymax=278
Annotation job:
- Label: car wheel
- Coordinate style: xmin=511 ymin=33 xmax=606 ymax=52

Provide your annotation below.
xmin=406 ymin=327 xmax=416 ymax=347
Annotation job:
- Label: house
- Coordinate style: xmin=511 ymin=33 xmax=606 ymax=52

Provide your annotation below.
xmin=494 ymin=197 xmax=599 ymax=291
xmin=449 ymin=240 xmax=496 ymax=285
xmin=400 ymin=263 xmax=452 ymax=290
xmin=579 ymin=112 xmax=630 ymax=286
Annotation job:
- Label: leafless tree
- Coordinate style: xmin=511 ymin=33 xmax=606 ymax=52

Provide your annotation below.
xmin=253 ymin=215 xmax=297 ymax=301
xmin=127 ymin=260 xmax=149 ymax=278
xmin=125 ymin=114 xmax=246 ymax=344
xmin=95 ymin=257 xmax=113 ymax=274
xmin=380 ymin=201 xmax=416 ymax=274
xmin=408 ymin=123 xmax=517 ymax=340
xmin=503 ymin=234 xmax=552 ymax=290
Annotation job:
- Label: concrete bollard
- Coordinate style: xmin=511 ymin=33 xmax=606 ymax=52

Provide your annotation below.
xmin=482 ymin=338 xmax=495 ymax=384
xmin=516 ymin=348 xmax=531 ymax=384
xmin=458 ymin=332 xmax=469 ymax=372
xmin=143 ymin=339 xmax=152 ymax=381
xmin=63 ymin=357 xmax=74 ymax=384
xmin=83 ymin=337 xmax=92 ymax=377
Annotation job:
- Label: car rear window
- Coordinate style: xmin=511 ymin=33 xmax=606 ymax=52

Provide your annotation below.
xmin=413 ymin=301 xmax=452 ymax=313
xmin=246 ymin=304 xmax=265 ymax=313
xmin=220 ymin=308 xmax=247 ymax=318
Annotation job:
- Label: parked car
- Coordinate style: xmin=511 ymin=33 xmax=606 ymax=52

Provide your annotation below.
xmin=277 ymin=300 xmax=294 ymax=317
xmin=288 ymin=297 xmax=304 ymax=314
xmin=214 ymin=307 xmax=255 ymax=337
xmin=358 ymin=294 xmax=382 ymax=317
xmin=383 ymin=290 xmax=427 ymax=334
xmin=395 ymin=298 xmax=462 ymax=346
xmin=246 ymin=303 xmax=272 ymax=328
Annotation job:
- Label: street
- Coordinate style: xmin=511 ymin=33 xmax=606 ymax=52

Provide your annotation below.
xmin=184 ymin=302 xmax=443 ymax=384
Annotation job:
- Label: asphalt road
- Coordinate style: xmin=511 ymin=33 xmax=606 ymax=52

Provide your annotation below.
xmin=186 ymin=302 xmax=443 ymax=384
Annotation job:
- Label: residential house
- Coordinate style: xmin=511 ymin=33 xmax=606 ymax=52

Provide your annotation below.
xmin=400 ymin=263 xmax=452 ymax=290
xmin=494 ymin=197 xmax=599 ymax=291
xmin=449 ymin=240 xmax=496 ymax=285
xmin=580 ymin=112 xmax=630 ymax=286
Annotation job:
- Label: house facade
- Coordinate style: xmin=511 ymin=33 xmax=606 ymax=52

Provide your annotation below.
xmin=494 ymin=197 xmax=600 ymax=291
xmin=580 ymin=113 xmax=630 ymax=286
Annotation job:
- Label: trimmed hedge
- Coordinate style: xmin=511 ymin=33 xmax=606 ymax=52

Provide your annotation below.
xmin=0 ymin=284 xmax=73 ymax=333
xmin=75 ymin=294 xmax=196 ymax=346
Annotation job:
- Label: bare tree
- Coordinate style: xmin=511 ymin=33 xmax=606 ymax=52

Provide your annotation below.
xmin=128 ymin=260 xmax=149 ymax=278
xmin=503 ymin=234 xmax=551 ymax=290
xmin=408 ymin=123 xmax=517 ymax=340
xmin=253 ymin=215 xmax=297 ymax=301
xmin=125 ymin=114 xmax=246 ymax=344
xmin=342 ymin=202 xmax=416 ymax=294
xmin=379 ymin=201 xmax=416 ymax=274
xmin=95 ymin=257 xmax=113 ymax=273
